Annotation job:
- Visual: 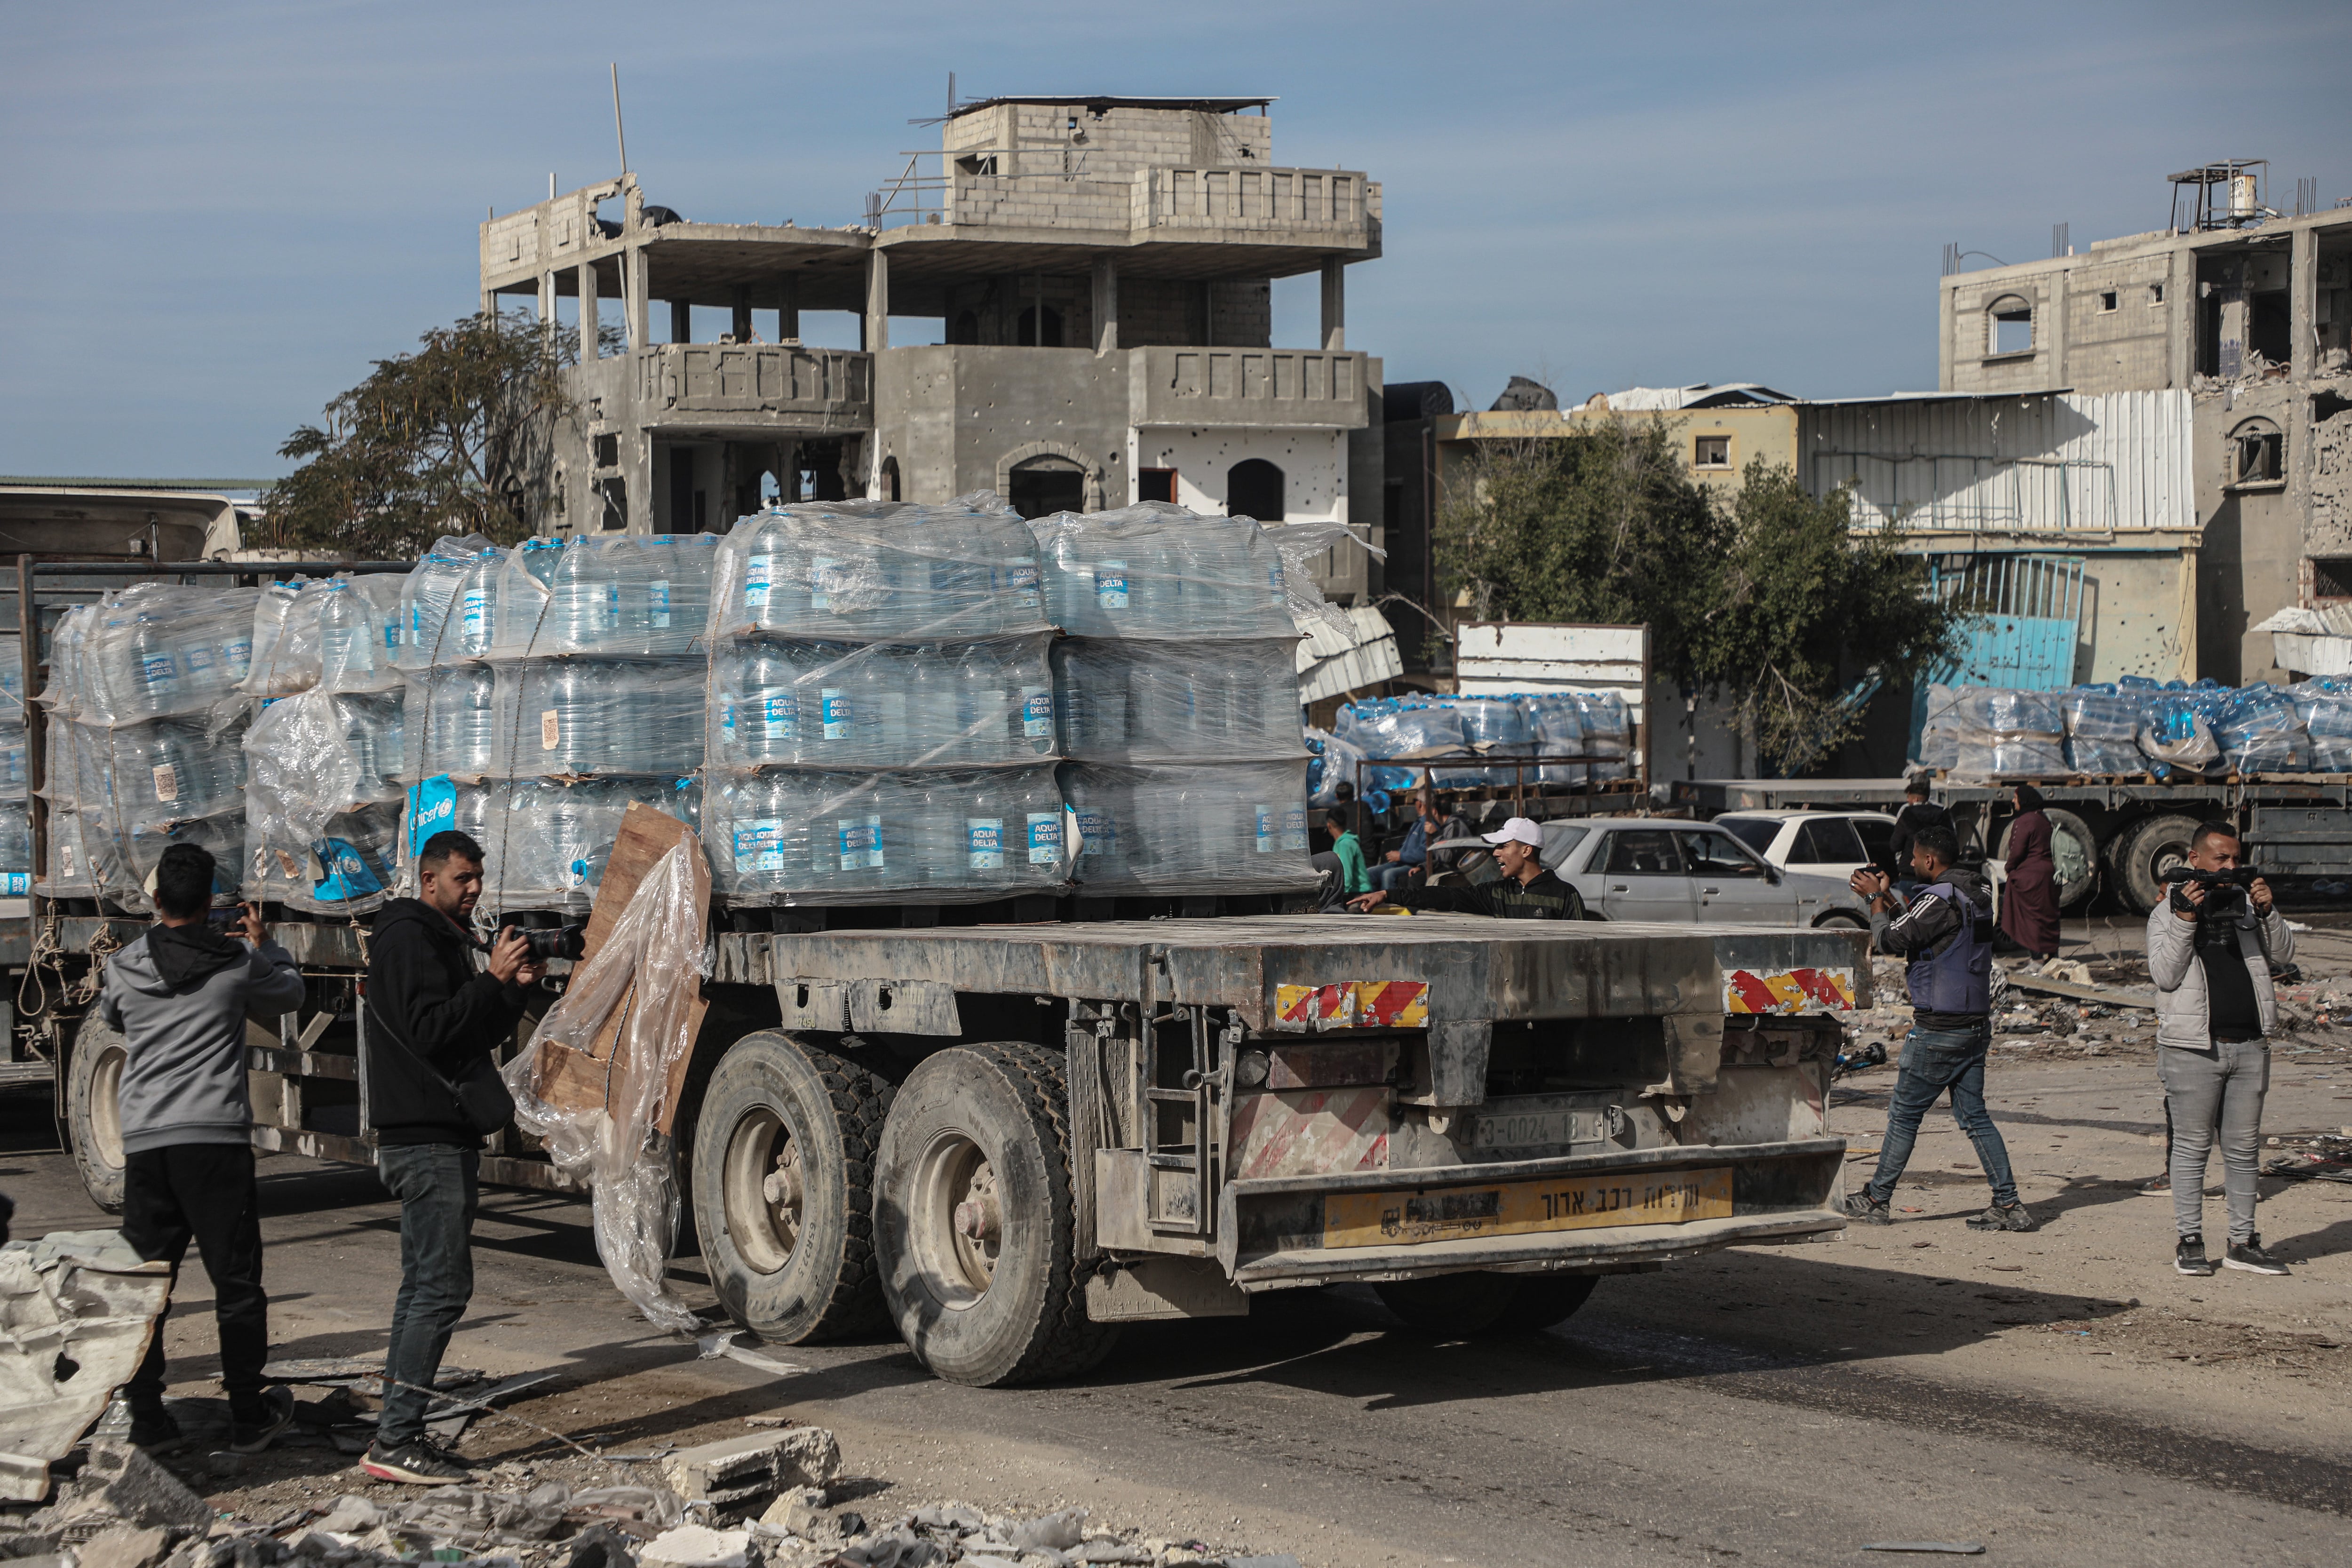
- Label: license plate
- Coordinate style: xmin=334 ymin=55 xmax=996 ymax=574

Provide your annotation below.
xmin=1323 ymin=1167 xmax=1733 ymax=1249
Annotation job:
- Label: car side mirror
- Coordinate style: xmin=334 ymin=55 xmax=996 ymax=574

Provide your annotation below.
xmin=1766 ymin=866 xmax=1783 ymax=885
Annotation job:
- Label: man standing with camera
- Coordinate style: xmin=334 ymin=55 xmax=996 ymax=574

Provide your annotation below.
xmin=2149 ymin=822 xmax=2293 ymax=1277
xmin=1845 ymin=825 xmax=2037 ymax=1232
xmin=361 ymin=830 xmax=543 ymax=1483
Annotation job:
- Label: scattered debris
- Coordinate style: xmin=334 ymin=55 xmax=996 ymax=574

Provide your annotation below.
xmin=660 ymin=1429 xmax=841 ymax=1511
xmin=0 ymin=1232 xmax=174 ymax=1502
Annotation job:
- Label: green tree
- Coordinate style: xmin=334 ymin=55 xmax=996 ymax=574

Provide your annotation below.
xmin=1433 ymin=419 xmax=1955 ymax=775
xmin=256 ymin=311 xmax=599 ymax=557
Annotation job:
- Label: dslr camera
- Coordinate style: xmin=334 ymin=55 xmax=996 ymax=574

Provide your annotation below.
xmin=506 ymin=923 xmax=587 ymax=962
xmin=2162 ymin=865 xmax=2261 ymax=927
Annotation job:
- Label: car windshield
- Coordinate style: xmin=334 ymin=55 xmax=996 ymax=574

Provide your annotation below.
xmin=1540 ymin=824 xmax=1589 ymax=869
xmin=1718 ymin=817 xmax=1779 ymax=856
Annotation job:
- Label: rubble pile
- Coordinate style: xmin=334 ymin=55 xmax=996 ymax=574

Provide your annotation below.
xmin=0 ymin=1427 xmax=1301 ymax=1568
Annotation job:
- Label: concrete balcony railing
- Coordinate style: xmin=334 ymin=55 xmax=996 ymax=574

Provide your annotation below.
xmin=934 ymin=165 xmax=1378 ymax=242
xmin=632 ymin=343 xmax=872 ymax=422
xmin=1131 ymin=345 xmax=1369 ymax=429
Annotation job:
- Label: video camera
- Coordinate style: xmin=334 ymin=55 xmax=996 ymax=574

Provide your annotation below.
xmin=2162 ymin=865 xmax=2262 ymax=927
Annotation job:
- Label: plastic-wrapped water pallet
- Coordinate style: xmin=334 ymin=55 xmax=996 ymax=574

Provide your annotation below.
xmin=1031 ymin=503 xmax=1295 ymax=641
xmin=244 ymin=690 xmax=406 ymax=914
xmin=714 ymin=635 xmax=1057 ymax=770
xmin=1063 ymin=761 xmax=1317 ymax=895
xmin=2062 ymin=687 xmax=2148 ymax=776
xmin=2292 ymin=679 xmax=2352 ymax=772
xmin=709 ymin=764 xmax=1066 ymax=905
xmin=2214 ymin=682 xmax=2311 ymax=773
xmin=714 ymin=497 xmax=1046 ymax=643
xmin=1051 ymin=639 xmax=1300 ymax=763
xmin=401 ymin=777 xmax=702 ymax=913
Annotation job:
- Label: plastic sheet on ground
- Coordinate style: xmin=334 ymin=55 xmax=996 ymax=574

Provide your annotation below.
xmin=0 ymin=1230 xmax=172 ymax=1502
xmin=505 ymin=823 xmax=711 ymax=1334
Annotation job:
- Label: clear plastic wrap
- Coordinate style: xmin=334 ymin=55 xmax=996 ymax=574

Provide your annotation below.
xmin=2139 ymin=692 xmax=2222 ymax=772
xmin=711 ymin=495 xmax=1047 ymax=642
xmin=77 ymin=715 xmax=250 ymax=835
xmin=1573 ymin=692 xmax=1634 ymax=782
xmin=315 ymin=577 xmax=406 ymax=694
xmin=505 ymin=833 xmax=710 ymax=1332
xmin=2215 ymin=682 xmax=2311 ymax=774
xmin=2062 ymin=686 xmax=2148 ymax=775
xmin=427 ymin=547 xmax=510 ymax=666
xmin=2292 ymin=679 xmax=2352 ymax=772
xmin=1051 ymin=638 xmax=1302 ymax=763
xmin=489 ymin=660 xmax=706 ymax=779
xmin=245 ymin=803 xmax=401 ymax=913
xmin=1304 ymin=726 xmax=1369 ymax=807
xmin=534 ymin=533 xmax=721 ymax=658
xmin=405 ymin=665 xmax=499 ymax=780
xmin=0 ymin=633 xmax=26 ymax=803
xmin=246 ymin=689 xmax=405 ymax=842
xmin=39 ymin=803 xmax=122 ymax=900
xmin=0 ymin=800 xmax=30 ymax=895
xmin=1523 ymin=695 xmax=1587 ymax=787
xmin=77 ymin=585 xmax=261 ymax=720
xmin=1062 ymin=760 xmax=1317 ymax=895
xmin=395 ymin=534 xmax=497 ymax=671
xmin=714 ymin=636 xmax=1058 ymax=770
xmin=428 ymin=778 xmax=704 ymax=910
xmin=706 ymin=764 xmax=1065 ymax=905
xmin=243 ymin=578 xmax=319 ymax=696
xmin=1031 ymin=504 xmax=1292 ymax=640
xmin=1334 ymin=700 xmax=1467 ymax=760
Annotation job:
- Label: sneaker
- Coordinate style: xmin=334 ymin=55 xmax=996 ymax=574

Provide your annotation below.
xmin=127 ymin=1408 xmax=183 ymax=1455
xmin=1842 ymin=1191 xmax=1892 ymax=1225
xmin=1966 ymin=1201 xmax=2041 ymax=1233
xmin=2223 ymin=1235 xmax=2290 ymax=1275
xmin=2139 ymin=1175 xmax=2170 ymax=1195
xmin=2175 ymin=1235 xmax=2215 ymax=1276
xmin=360 ymin=1437 xmax=473 ymax=1485
xmin=229 ymin=1386 xmax=296 ymax=1455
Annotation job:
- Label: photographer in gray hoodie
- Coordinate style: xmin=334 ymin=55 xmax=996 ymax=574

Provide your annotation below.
xmin=102 ymin=844 xmax=304 ymax=1454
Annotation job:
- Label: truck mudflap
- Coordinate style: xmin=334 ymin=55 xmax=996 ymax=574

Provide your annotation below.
xmin=1214 ymin=1136 xmax=1845 ymax=1288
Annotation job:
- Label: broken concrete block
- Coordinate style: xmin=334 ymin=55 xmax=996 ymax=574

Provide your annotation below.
xmin=1007 ymin=1510 xmax=1088 ymax=1552
xmin=41 ymin=1443 xmax=211 ymax=1535
xmin=75 ymin=1525 xmax=173 ymax=1568
xmin=638 ymin=1524 xmax=750 ymax=1568
xmin=754 ymin=1487 xmax=831 ymax=1539
xmin=659 ymin=1429 xmax=839 ymax=1510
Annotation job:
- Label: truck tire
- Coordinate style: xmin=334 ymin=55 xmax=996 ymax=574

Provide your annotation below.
xmin=67 ymin=1014 xmax=130 ymax=1214
xmin=2114 ymin=813 xmax=2202 ymax=915
xmin=1999 ymin=806 xmax=2099 ymax=909
xmin=692 ymin=1031 xmax=893 ymax=1344
xmin=1375 ymin=1271 xmax=1518 ymax=1335
xmin=875 ymin=1040 xmax=1118 ymax=1386
xmin=1493 ymin=1273 xmax=1599 ymax=1332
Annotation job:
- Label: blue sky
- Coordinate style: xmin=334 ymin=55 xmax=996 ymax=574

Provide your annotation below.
xmin=6 ymin=0 xmax=2349 ymax=479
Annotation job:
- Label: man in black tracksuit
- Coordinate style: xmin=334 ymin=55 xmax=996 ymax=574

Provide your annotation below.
xmin=360 ymin=830 xmax=541 ymax=1484
xmin=1346 ymin=816 xmax=1585 ymax=920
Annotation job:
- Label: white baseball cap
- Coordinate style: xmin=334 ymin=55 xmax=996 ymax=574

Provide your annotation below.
xmin=1481 ymin=817 xmax=1544 ymax=849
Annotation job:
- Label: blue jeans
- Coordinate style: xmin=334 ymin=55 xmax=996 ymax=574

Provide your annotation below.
xmin=1862 ymin=1020 xmax=2020 ymax=1208
xmin=1370 ymin=861 xmax=1418 ymax=893
xmin=376 ymin=1144 xmax=479 ymax=1447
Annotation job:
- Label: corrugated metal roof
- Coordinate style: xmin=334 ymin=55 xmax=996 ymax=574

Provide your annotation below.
xmin=1295 ymin=604 xmax=1402 ymax=705
xmin=1797 ymin=389 xmax=2193 ymax=534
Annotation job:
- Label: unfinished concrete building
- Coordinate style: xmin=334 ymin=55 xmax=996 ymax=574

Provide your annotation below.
xmin=475 ymin=95 xmax=1384 ymax=602
xmin=1938 ymin=163 xmax=2352 ymax=683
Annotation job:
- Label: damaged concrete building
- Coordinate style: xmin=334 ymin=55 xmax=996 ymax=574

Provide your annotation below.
xmin=1938 ymin=162 xmax=2352 ymax=684
xmin=474 ymin=95 xmax=1384 ymax=604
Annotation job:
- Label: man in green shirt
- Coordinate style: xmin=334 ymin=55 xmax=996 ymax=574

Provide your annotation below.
xmin=1323 ymin=808 xmax=1372 ymax=896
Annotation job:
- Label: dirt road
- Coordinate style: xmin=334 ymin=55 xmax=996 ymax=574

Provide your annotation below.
xmin=7 ymin=930 xmax=2349 ymax=1567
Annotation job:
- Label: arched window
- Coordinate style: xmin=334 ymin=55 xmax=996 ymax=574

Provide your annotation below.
xmin=1015 ymin=304 xmax=1064 ymax=348
xmin=1008 ymin=454 xmax=1086 ymax=519
xmin=1986 ymin=295 xmax=2034 ymax=356
xmin=878 ymin=455 xmax=902 ymax=503
xmin=1226 ymin=459 xmax=1285 ymax=522
xmin=2228 ymin=416 xmax=2284 ymax=487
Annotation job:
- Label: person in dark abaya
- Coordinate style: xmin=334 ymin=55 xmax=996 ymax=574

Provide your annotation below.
xmin=1997 ymin=783 xmax=2063 ymax=959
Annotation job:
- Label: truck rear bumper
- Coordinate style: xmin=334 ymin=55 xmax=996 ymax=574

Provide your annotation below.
xmin=1217 ymin=1136 xmax=1845 ymax=1289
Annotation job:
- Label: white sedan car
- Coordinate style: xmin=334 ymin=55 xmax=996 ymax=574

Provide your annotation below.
xmin=1435 ymin=818 xmax=1873 ymax=927
xmin=1714 ymin=810 xmax=1899 ymax=883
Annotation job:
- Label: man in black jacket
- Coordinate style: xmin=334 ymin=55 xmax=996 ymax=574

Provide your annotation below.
xmin=1886 ymin=776 xmax=1953 ymax=892
xmin=1346 ymin=817 xmax=1584 ymax=919
xmin=361 ymin=830 xmax=541 ymax=1484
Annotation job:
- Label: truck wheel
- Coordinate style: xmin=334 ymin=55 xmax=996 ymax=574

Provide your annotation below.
xmin=1374 ymin=1271 xmax=1518 ymax=1335
xmin=1493 ymin=1273 xmax=1599 ymax=1332
xmin=875 ymin=1040 xmax=1117 ymax=1386
xmin=692 ymin=1031 xmax=893 ymax=1343
xmin=67 ymin=1014 xmax=129 ymax=1214
xmin=2000 ymin=806 xmax=2099 ymax=909
xmin=2114 ymin=813 xmax=2201 ymax=914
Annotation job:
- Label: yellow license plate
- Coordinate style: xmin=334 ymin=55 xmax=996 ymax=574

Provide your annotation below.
xmin=1323 ymin=1167 xmax=1732 ymax=1249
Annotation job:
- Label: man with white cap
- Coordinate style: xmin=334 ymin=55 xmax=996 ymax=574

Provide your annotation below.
xmin=1346 ymin=817 xmax=1583 ymax=920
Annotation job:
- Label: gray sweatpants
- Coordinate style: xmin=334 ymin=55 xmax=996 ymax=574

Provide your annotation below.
xmin=2158 ymin=1040 xmax=2269 ymax=1244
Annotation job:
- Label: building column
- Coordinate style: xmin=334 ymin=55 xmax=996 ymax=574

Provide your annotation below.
xmin=2291 ymin=224 xmax=2320 ymax=382
xmin=2169 ymin=247 xmax=2194 ymax=388
xmin=778 ymin=275 xmax=801 ymax=344
xmin=1320 ymin=257 xmax=1346 ymax=351
xmin=733 ymin=287 xmax=753 ymax=343
xmin=539 ymin=270 xmax=556 ymax=324
xmin=579 ymin=261 xmax=600 ymax=358
xmin=1091 ymin=256 xmax=1119 ymax=355
xmin=625 ymin=244 xmax=649 ymax=352
xmin=864 ymin=249 xmax=890 ymax=354
xmin=670 ymin=299 xmax=691 ymax=344
xmin=2042 ymin=269 xmax=2068 ymax=386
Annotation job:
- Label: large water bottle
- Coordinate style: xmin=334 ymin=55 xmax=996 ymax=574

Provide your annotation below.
xmin=397 ymin=536 xmax=490 ymax=669
xmin=729 ymin=513 xmax=810 ymax=634
xmin=124 ymin=613 xmax=183 ymax=719
xmin=804 ymin=641 xmax=874 ymax=768
xmin=549 ymin=536 xmax=619 ymax=654
xmin=424 ymin=665 xmax=498 ymax=775
xmin=451 ymin=550 xmax=502 ymax=661
xmin=318 ymin=580 xmax=383 ymax=691
xmin=719 ymin=643 xmax=805 ymax=764
xmin=901 ymin=644 xmax=963 ymax=766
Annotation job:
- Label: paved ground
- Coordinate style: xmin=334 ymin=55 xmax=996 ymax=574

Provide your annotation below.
xmin=8 ymin=919 xmax=2351 ymax=1566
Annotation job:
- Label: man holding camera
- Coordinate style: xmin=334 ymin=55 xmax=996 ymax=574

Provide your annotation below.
xmin=1845 ymin=825 xmax=2037 ymax=1232
xmin=2149 ymin=822 xmax=2293 ymax=1277
xmin=361 ymin=830 xmax=544 ymax=1483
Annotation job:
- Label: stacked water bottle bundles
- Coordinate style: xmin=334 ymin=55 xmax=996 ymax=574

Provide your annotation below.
xmin=705 ymin=495 xmax=1071 ymax=905
xmin=1921 ymin=675 xmax=2352 ymax=781
xmin=1040 ymin=503 xmax=1317 ymax=896
xmin=242 ymin=573 xmax=411 ymax=914
xmin=0 ymin=637 xmax=30 ymax=896
xmin=1317 ymin=692 xmax=1635 ymax=809
xmin=399 ymin=533 xmax=714 ymax=912
xmin=36 ymin=584 xmax=260 ymax=911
